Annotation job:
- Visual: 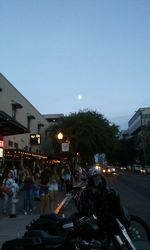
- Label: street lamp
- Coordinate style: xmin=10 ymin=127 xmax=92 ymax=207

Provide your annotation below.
xmin=57 ymin=132 xmax=63 ymax=140
xmin=57 ymin=132 xmax=63 ymax=156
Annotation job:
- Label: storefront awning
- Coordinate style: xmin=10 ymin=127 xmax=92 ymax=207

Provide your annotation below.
xmin=4 ymin=149 xmax=48 ymax=159
xmin=0 ymin=111 xmax=29 ymax=136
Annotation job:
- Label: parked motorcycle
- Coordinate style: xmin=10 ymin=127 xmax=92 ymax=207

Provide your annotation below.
xmin=2 ymin=212 xmax=150 ymax=250
xmin=70 ymin=176 xmax=150 ymax=249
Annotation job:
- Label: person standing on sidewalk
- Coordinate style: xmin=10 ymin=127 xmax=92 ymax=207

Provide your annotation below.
xmin=2 ymin=171 xmax=19 ymax=214
xmin=39 ymin=167 xmax=50 ymax=215
xmin=60 ymin=165 xmax=65 ymax=191
xmin=48 ymin=167 xmax=59 ymax=212
xmin=62 ymin=164 xmax=73 ymax=194
xmin=22 ymin=169 xmax=34 ymax=215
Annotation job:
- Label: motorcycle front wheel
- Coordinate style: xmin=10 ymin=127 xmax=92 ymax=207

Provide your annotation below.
xmin=128 ymin=215 xmax=150 ymax=241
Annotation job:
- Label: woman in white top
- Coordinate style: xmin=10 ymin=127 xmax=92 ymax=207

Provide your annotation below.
xmin=48 ymin=167 xmax=59 ymax=212
xmin=2 ymin=171 xmax=19 ymax=214
xmin=3 ymin=172 xmax=19 ymax=198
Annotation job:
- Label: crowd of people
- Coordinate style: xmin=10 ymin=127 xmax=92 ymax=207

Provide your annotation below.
xmin=0 ymin=162 xmax=86 ymax=216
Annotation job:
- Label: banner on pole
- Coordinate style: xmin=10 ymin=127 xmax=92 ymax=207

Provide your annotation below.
xmin=61 ymin=142 xmax=69 ymax=152
xmin=94 ymin=153 xmax=106 ymax=164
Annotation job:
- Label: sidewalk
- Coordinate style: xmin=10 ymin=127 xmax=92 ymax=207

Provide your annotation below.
xmin=0 ymin=181 xmax=85 ymax=249
xmin=0 ymin=190 xmax=66 ymax=249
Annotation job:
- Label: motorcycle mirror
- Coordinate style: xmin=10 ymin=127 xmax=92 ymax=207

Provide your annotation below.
xmin=92 ymin=214 xmax=97 ymax=220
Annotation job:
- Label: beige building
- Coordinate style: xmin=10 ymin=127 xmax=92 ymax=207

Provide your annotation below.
xmin=0 ymin=73 xmax=53 ymax=167
xmin=127 ymin=108 xmax=150 ymax=165
xmin=128 ymin=108 xmax=150 ymax=135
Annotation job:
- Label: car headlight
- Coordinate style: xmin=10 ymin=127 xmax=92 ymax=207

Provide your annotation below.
xmin=141 ymin=169 xmax=146 ymax=173
xmin=95 ymin=166 xmax=101 ymax=170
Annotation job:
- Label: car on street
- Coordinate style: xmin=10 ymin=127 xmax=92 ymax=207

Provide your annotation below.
xmin=132 ymin=164 xmax=142 ymax=173
xmin=120 ymin=166 xmax=127 ymax=170
xmin=140 ymin=165 xmax=150 ymax=175
xmin=101 ymin=166 xmax=116 ymax=175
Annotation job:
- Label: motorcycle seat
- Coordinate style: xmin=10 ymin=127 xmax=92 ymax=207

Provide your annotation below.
xmin=40 ymin=211 xmax=79 ymax=224
xmin=24 ymin=230 xmax=68 ymax=246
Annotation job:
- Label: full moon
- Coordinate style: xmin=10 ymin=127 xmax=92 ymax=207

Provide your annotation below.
xmin=77 ymin=95 xmax=82 ymax=100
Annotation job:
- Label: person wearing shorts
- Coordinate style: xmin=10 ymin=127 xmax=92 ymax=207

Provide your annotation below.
xmin=39 ymin=168 xmax=50 ymax=215
xmin=48 ymin=168 xmax=59 ymax=212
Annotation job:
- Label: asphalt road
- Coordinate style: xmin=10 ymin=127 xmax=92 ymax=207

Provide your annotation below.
xmin=105 ymin=170 xmax=150 ymax=225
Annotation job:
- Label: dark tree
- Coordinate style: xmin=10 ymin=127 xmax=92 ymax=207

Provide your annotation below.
xmin=114 ymin=136 xmax=137 ymax=166
xmin=49 ymin=109 xmax=119 ymax=165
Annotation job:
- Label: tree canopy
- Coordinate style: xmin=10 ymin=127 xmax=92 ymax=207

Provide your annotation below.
xmin=49 ymin=109 xmax=119 ymax=164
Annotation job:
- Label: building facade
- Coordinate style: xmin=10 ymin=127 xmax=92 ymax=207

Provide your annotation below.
xmin=0 ymin=73 xmax=53 ymax=167
xmin=128 ymin=108 xmax=150 ymax=165
xmin=128 ymin=108 xmax=150 ymax=135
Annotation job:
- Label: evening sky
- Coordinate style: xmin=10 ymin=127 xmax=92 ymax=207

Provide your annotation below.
xmin=1 ymin=0 xmax=150 ymax=130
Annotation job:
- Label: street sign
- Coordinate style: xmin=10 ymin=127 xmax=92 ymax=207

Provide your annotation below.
xmin=61 ymin=142 xmax=69 ymax=152
xmin=0 ymin=148 xmax=4 ymax=157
